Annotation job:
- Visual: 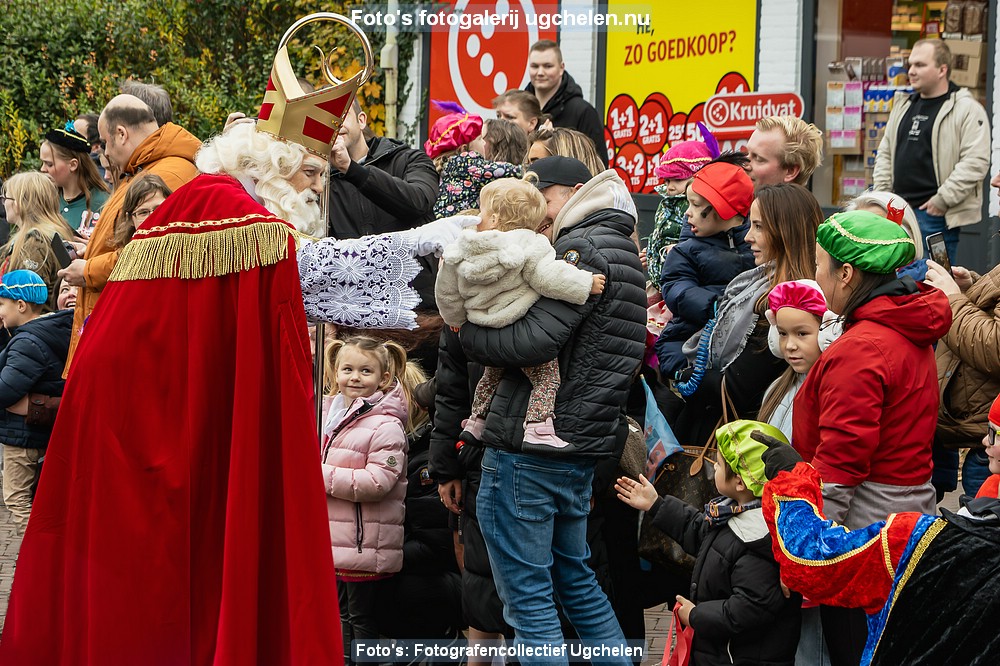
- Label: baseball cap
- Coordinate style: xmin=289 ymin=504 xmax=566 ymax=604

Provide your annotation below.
xmin=526 ymin=156 xmax=592 ymax=190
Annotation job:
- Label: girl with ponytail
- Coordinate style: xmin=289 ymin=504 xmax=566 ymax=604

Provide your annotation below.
xmin=320 ymin=335 xmax=414 ymax=655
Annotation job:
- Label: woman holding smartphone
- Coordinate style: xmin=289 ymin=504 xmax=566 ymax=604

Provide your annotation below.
xmin=925 ymin=256 xmax=1000 ymax=497
xmin=0 ymin=173 xmax=77 ymax=312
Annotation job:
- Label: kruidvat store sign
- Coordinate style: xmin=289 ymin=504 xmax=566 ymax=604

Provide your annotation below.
xmin=704 ymin=92 xmax=805 ymax=139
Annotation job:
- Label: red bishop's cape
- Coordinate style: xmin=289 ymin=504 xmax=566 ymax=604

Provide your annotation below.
xmin=0 ymin=174 xmax=343 ymax=665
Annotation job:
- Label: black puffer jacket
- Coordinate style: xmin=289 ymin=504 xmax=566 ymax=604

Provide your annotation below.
xmin=0 ymin=309 xmax=72 ymax=448
xmin=460 ymin=171 xmax=646 ymax=459
xmin=327 ymin=135 xmax=441 ymax=309
xmin=427 ymin=328 xmax=508 ymax=633
xmin=429 ymin=328 xmax=483 ymax=483
xmin=526 ymin=72 xmax=606 ymax=165
xmin=650 ymin=496 xmax=801 ymax=666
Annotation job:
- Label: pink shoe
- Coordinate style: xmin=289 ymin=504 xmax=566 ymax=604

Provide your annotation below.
xmin=522 ymin=417 xmax=571 ymax=449
xmin=461 ymin=415 xmax=487 ymax=440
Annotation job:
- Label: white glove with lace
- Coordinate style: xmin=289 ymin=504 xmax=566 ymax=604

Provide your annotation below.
xmin=399 ymin=215 xmax=480 ymax=258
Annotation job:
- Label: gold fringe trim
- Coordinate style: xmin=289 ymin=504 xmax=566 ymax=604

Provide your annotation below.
xmin=131 ymin=213 xmax=268 ymax=238
xmin=109 ymin=220 xmax=291 ymax=282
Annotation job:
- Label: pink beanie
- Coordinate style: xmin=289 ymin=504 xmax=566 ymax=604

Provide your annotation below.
xmin=655 ymin=140 xmax=714 ymax=180
xmin=424 ymin=101 xmax=484 ymax=159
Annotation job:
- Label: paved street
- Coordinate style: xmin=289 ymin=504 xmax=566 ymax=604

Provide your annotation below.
xmin=0 ymin=483 xmax=962 ymax=660
xmin=0 ymin=476 xmax=675 ymax=661
xmin=0 ymin=481 xmax=22 ymax=635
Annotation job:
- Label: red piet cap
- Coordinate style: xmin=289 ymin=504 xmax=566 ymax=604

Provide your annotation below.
xmin=690 ymin=162 xmax=754 ymax=221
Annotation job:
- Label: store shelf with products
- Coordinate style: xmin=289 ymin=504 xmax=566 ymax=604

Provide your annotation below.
xmin=826 ymin=0 xmax=988 ymax=206
xmin=825 ymin=65 xmax=913 ymax=206
xmin=891 ymin=1 xmax=946 ymax=39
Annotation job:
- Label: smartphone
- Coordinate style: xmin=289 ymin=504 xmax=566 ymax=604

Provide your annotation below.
xmin=50 ymin=234 xmax=73 ymax=269
xmin=926 ymin=232 xmax=951 ymax=273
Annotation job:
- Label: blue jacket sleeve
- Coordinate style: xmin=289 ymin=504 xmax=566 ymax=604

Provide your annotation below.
xmin=660 ymin=244 xmax=720 ymax=325
xmin=0 ymin=337 xmax=48 ymax=409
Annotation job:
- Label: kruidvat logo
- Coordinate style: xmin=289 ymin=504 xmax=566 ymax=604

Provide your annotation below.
xmin=705 ymin=92 xmax=804 ymax=133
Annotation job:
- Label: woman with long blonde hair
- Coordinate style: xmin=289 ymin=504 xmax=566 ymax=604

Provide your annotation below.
xmin=525 ymin=127 xmax=606 ymax=176
xmin=1 ymin=173 xmax=78 ymax=311
xmin=39 ymin=126 xmax=110 ymax=231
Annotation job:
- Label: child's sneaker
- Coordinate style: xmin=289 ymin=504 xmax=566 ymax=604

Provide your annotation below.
xmin=522 ymin=417 xmax=571 ymax=449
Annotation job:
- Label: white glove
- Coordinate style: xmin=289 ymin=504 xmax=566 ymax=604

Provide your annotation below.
xmin=401 ymin=215 xmax=480 ymax=257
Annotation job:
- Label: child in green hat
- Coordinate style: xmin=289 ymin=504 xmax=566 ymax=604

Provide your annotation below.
xmin=616 ymin=420 xmax=801 ymax=665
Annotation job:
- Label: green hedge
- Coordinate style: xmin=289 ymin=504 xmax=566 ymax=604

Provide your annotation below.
xmin=0 ymin=0 xmax=416 ymax=177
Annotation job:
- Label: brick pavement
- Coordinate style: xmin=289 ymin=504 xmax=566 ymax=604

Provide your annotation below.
xmin=0 ymin=478 xmax=22 ymax=635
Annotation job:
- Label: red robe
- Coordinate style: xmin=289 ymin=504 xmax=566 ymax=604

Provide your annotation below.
xmin=0 ymin=174 xmax=343 ymax=665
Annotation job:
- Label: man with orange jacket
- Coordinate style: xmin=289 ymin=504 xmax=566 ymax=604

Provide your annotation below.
xmin=58 ymin=93 xmax=201 ymax=373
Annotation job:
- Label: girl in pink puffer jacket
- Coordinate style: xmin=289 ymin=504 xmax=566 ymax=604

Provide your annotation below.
xmin=321 ymin=335 xmax=415 ymax=653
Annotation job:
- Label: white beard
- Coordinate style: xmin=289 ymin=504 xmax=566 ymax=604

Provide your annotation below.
xmin=283 ymin=188 xmax=325 ymax=237
xmin=262 ymin=186 xmax=325 ymax=237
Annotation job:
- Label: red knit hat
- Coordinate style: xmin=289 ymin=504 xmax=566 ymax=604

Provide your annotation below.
xmin=690 ymin=162 xmax=754 ymax=221
xmin=990 ymin=394 xmax=1000 ymax=429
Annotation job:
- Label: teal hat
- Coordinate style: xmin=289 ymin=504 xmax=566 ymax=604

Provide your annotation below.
xmin=715 ymin=420 xmax=789 ymax=496
xmin=0 ymin=270 xmax=48 ymax=305
xmin=817 ymin=210 xmax=916 ymax=274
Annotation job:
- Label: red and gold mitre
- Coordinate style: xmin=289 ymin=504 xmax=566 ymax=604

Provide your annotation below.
xmin=256 ymin=13 xmax=374 ymax=157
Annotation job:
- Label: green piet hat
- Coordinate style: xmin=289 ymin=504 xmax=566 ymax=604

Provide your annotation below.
xmin=817 ymin=210 xmax=915 ymax=275
xmin=715 ymin=420 xmax=789 ymax=496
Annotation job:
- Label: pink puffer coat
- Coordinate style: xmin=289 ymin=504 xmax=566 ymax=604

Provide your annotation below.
xmin=321 ymin=383 xmax=408 ymax=576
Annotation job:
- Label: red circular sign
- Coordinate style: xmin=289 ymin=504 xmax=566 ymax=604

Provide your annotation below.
xmin=637 ymin=100 xmax=668 ymax=156
xmin=614 ymin=142 xmax=646 ymax=193
xmin=606 ymin=94 xmax=639 ymax=145
xmin=715 ymin=72 xmax=751 ymax=96
xmin=604 ymin=127 xmax=616 ymax=160
xmin=643 ymin=92 xmax=673 ymax=119
xmin=643 ymin=153 xmax=661 ymax=193
xmin=666 ymin=111 xmax=688 ymax=148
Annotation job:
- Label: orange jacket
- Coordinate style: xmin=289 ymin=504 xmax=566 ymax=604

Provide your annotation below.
xmin=65 ymin=123 xmax=201 ymax=374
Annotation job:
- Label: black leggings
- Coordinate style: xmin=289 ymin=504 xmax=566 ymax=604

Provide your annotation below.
xmin=340 ymin=580 xmax=381 ymax=662
xmin=820 ymin=605 xmax=868 ymax=666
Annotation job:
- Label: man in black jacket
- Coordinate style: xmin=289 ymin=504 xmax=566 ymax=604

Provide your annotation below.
xmin=459 ymin=156 xmax=645 ymax=658
xmin=328 ymin=101 xmax=441 ymax=310
xmin=525 ymin=40 xmax=606 ymax=165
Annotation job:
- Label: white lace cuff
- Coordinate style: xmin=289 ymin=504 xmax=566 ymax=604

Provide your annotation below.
xmin=298 ymin=234 xmax=422 ymax=329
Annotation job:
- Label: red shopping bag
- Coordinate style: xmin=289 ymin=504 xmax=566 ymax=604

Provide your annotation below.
xmin=662 ymin=601 xmax=694 ymax=666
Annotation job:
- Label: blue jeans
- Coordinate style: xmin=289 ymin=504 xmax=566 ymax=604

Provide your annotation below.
xmin=477 ymin=448 xmax=629 ymax=665
xmin=914 ymin=208 xmax=959 ymax=265
xmin=963 ymin=449 xmax=992 ymax=497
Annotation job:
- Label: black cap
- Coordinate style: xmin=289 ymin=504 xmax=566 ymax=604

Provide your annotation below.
xmin=526 ymin=155 xmax=592 ymax=190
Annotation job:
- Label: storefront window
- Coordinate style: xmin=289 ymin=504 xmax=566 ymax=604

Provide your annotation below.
xmin=810 ymin=0 xmax=988 ymax=210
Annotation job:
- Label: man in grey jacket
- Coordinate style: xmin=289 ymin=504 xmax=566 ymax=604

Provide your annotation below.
xmin=459 ymin=156 xmax=645 ymax=662
xmin=873 ymin=39 xmax=990 ymax=262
